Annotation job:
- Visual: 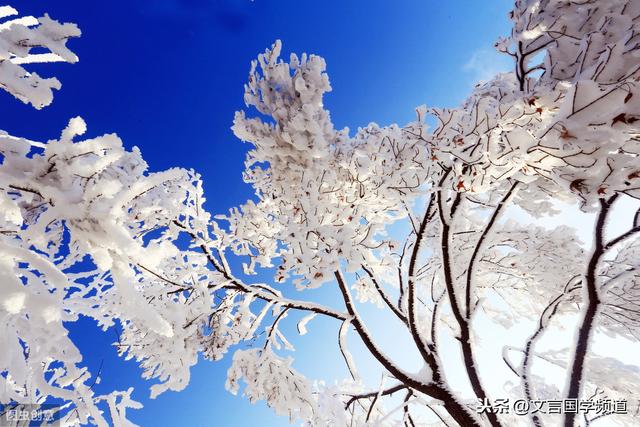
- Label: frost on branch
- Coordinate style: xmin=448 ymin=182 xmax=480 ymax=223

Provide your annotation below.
xmin=199 ymin=293 xmax=260 ymax=362
xmin=0 ymin=6 xmax=80 ymax=108
xmin=230 ymin=41 xmax=433 ymax=289
xmin=502 ymin=0 xmax=640 ymax=210
xmin=0 ymin=111 xmax=212 ymax=423
xmin=226 ymin=346 xmax=316 ymax=422
xmin=474 ymin=221 xmax=584 ymax=326
xmin=599 ymin=238 xmax=640 ymax=341
xmin=219 ymin=1 xmax=640 ymax=424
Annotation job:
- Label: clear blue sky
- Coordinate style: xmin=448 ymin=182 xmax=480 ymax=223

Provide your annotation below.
xmin=7 ymin=1 xmax=512 ymax=425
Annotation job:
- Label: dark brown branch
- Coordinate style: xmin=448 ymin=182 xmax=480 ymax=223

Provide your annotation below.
xmin=564 ymin=195 xmax=618 ymax=427
xmin=7 ymin=184 xmax=54 ymax=206
xmin=365 ymin=382 xmax=383 ymax=422
xmin=522 ymin=276 xmax=581 ymax=427
xmin=605 ymin=225 xmax=640 ymax=251
xmin=436 ymin=184 xmax=503 ymax=427
xmin=344 ymin=384 xmax=406 ymax=410
xmin=406 ymin=194 xmax=439 ymax=369
xmin=517 ymin=41 xmax=526 ymax=91
xmin=362 ymin=264 xmax=407 ymax=324
xmin=403 ymin=390 xmax=417 ymax=427
xmin=335 ymin=271 xmax=481 ymax=427
xmin=264 ymin=307 xmax=289 ymax=349
xmin=335 ymin=271 xmax=428 ymax=390
xmin=464 ymin=181 xmax=518 ymax=317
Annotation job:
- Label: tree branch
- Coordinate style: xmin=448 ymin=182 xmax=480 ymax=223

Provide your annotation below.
xmin=362 ymin=264 xmax=407 ymax=324
xmin=344 ymin=384 xmax=407 ymax=410
xmin=605 ymin=226 xmax=640 ymax=251
xmin=174 ymin=220 xmax=348 ymax=321
xmin=465 ymin=181 xmax=519 ymax=317
xmin=406 ymin=194 xmax=439 ymax=368
xmin=436 ymin=183 xmax=503 ymax=427
xmin=522 ymin=275 xmax=581 ymax=427
xmin=335 ymin=270 xmax=482 ymax=427
xmin=564 ymin=195 xmax=618 ymax=427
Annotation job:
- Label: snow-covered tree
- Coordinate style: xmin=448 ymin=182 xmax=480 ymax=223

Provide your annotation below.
xmin=1 ymin=1 xmax=639 ymax=426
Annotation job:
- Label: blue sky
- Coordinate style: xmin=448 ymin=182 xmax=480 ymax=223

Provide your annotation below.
xmin=7 ymin=1 xmax=512 ymax=425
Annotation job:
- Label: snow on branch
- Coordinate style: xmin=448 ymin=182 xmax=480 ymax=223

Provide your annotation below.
xmin=0 ymin=6 xmax=80 ymax=108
